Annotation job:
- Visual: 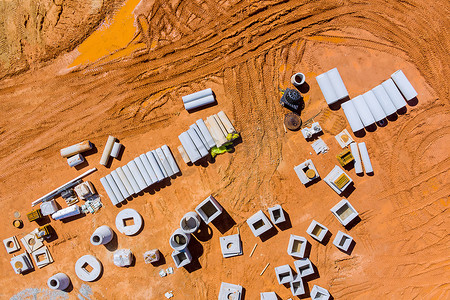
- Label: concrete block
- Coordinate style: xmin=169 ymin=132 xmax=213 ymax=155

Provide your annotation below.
xmin=144 ymin=249 xmax=160 ymax=264
xmin=310 ymin=285 xmax=330 ymax=300
xmin=330 ymin=199 xmax=359 ymax=226
xmin=294 ymin=258 xmax=314 ymax=277
xmin=90 ymin=225 xmax=114 ymax=245
xmin=306 ymin=220 xmax=329 ymax=242
xmin=287 ymin=235 xmax=307 ymax=258
xmin=3 ymin=236 xmax=20 ymax=254
xmin=294 ymin=159 xmax=320 ymax=185
xmin=268 ymin=204 xmax=286 ymax=225
xmin=311 ymin=138 xmax=329 ymax=154
xmin=169 ymin=228 xmax=190 ymax=251
xmin=110 ymin=142 xmax=122 ymax=158
xmin=335 ymin=129 xmax=354 ymax=148
xmin=40 ymin=200 xmax=58 ymax=216
xmin=180 ymin=211 xmax=201 ymax=234
xmin=290 ymin=275 xmax=306 ymax=296
xmin=219 ymin=234 xmax=242 ymax=258
xmin=246 ymin=210 xmax=273 ymax=237
xmin=274 ymin=264 xmax=294 ymax=284
xmin=47 ymin=273 xmax=70 ymax=290
xmin=21 ymin=229 xmax=44 ymax=253
xmin=171 ymin=248 xmax=192 ymax=268
xmin=51 ymin=205 xmax=81 ymax=221
xmin=31 ymin=246 xmax=53 ymax=268
xmin=323 ymin=165 xmax=353 ymax=194
xmin=301 ymin=122 xmax=323 ymax=139
xmin=115 ymin=208 xmax=143 ymax=236
xmin=10 ymin=252 xmax=33 ymax=274
xmin=218 ymin=282 xmax=243 ymax=300
xmin=75 ymin=255 xmax=102 ymax=282
xmin=260 ymin=292 xmax=278 ymax=300
xmin=195 ymin=195 xmax=223 ymax=224
xmin=113 ymin=249 xmax=133 ymax=267
xmin=74 ymin=181 xmax=96 ymax=200
xmin=333 ymin=231 xmax=353 ymax=252
xmin=67 ymin=154 xmax=84 ymax=167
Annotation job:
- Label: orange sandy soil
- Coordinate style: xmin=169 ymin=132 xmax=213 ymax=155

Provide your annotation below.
xmin=0 ymin=0 xmax=449 ymax=299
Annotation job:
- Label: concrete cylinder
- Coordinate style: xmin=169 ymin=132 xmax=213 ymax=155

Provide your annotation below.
xmin=100 ymin=177 xmax=119 ymax=205
xmin=180 ymin=212 xmax=201 ymax=234
xmin=127 ymin=161 xmax=147 ymax=192
xmin=110 ymin=142 xmax=122 ymax=158
xmin=391 ymin=70 xmax=417 ymax=101
xmin=352 ymin=95 xmax=375 ymax=127
xmin=155 ymin=148 xmax=171 ymax=177
xmin=134 ymin=157 xmax=153 ymax=186
xmin=105 ymin=174 xmax=124 ymax=204
xmin=179 ymin=132 xmax=201 ymax=163
xmin=382 ymin=78 xmax=407 ymax=110
xmin=47 ymin=273 xmax=70 ymax=291
xmin=372 ymin=85 xmax=397 ymax=116
xmin=140 ymin=154 xmax=158 ymax=183
xmin=291 ymin=73 xmax=306 ymax=87
xmin=60 ymin=141 xmax=92 ymax=158
xmin=187 ymin=128 xmax=208 ymax=157
xmin=341 ymin=101 xmax=364 ymax=133
xmin=190 ymin=123 xmax=209 ymax=149
xmin=67 ymin=154 xmax=85 ymax=167
xmin=350 ymin=142 xmax=363 ymax=174
xmin=146 ymin=151 xmax=165 ymax=181
xmin=182 ymin=88 xmax=213 ymax=103
xmin=327 ymin=68 xmax=349 ymax=100
xmin=161 ymin=145 xmax=180 ymax=175
xmin=196 ymin=119 xmax=216 ymax=149
xmin=363 ymin=90 xmax=386 ymax=122
xmin=111 ymin=170 xmax=130 ymax=199
xmin=90 ymin=225 xmax=114 ymax=245
xmin=358 ymin=142 xmax=373 ymax=174
xmin=121 ymin=165 xmax=140 ymax=195
xmin=116 ymin=167 xmax=135 ymax=195
xmin=100 ymin=136 xmax=116 ymax=166
xmin=169 ymin=228 xmax=191 ymax=251
xmin=316 ymin=73 xmax=337 ymax=105
xmin=184 ymin=95 xmax=215 ymax=110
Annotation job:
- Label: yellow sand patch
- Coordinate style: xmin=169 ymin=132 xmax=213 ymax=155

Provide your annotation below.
xmin=307 ymin=35 xmax=346 ymax=44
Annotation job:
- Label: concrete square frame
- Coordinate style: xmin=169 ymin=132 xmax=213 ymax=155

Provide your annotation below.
xmin=31 ymin=246 xmax=54 ymax=268
xmin=287 ymin=234 xmax=307 ymax=258
xmin=294 ymin=258 xmax=314 ymax=277
xmin=195 ymin=195 xmax=223 ymax=224
xmin=246 ymin=210 xmax=273 ymax=237
xmin=290 ymin=275 xmax=306 ymax=296
xmin=294 ymin=159 xmax=320 ymax=185
xmin=330 ymin=199 xmax=359 ymax=226
xmin=3 ymin=236 xmax=20 ymax=254
xmin=274 ymin=264 xmax=294 ymax=285
xmin=323 ymin=165 xmax=353 ymax=194
xmin=306 ymin=220 xmax=329 ymax=242
xmin=220 ymin=234 xmax=242 ymax=258
xmin=268 ymin=204 xmax=286 ymax=225
xmin=333 ymin=231 xmax=353 ymax=252
xmin=310 ymin=285 xmax=331 ymax=300
xmin=218 ymin=282 xmax=243 ymax=300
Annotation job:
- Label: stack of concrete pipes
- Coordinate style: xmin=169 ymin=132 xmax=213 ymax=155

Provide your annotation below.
xmin=100 ymin=145 xmax=180 ymax=205
xmin=341 ymin=70 xmax=418 ymax=133
xmin=178 ymin=111 xmax=237 ymax=164
xmin=99 ymin=136 xmax=123 ymax=166
xmin=182 ymin=88 xmax=216 ymax=111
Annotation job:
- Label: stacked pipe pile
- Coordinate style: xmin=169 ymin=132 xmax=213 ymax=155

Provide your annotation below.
xmin=182 ymin=88 xmax=216 ymax=111
xmin=178 ymin=111 xmax=239 ymax=164
xmin=315 ymin=68 xmax=349 ymax=105
xmin=100 ymin=145 xmax=180 ymax=205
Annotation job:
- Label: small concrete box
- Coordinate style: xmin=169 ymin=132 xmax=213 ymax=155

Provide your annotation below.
xmin=10 ymin=252 xmax=33 ymax=274
xmin=268 ymin=204 xmax=286 ymax=225
xmin=294 ymin=159 xmax=320 ymax=185
xmin=195 ymin=195 xmax=223 ymax=224
xmin=218 ymin=282 xmax=243 ymax=300
xmin=306 ymin=220 xmax=329 ymax=242
xmin=331 ymin=199 xmax=359 ymax=226
xmin=323 ymin=165 xmax=353 ymax=194
xmin=274 ymin=264 xmax=294 ymax=285
xmin=171 ymin=248 xmax=192 ymax=268
xmin=333 ymin=231 xmax=353 ymax=252
xmin=260 ymin=292 xmax=278 ymax=300
xmin=3 ymin=236 xmax=20 ymax=254
xmin=310 ymin=285 xmax=331 ymax=300
xmin=290 ymin=275 xmax=306 ymax=296
xmin=246 ymin=210 xmax=273 ymax=237
xmin=287 ymin=234 xmax=307 ymax=258
xmin=294 ymin=258 xmax=314 ymax=277
xmin=220 ymin=234 xmax=242 ymax=258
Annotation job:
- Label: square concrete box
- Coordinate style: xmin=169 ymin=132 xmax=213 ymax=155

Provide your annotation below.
xmin=268 ymin=204 xmax=286 ymax=225
xmin=333 ymin=231 xmax=353 ymax=252
xmin=323 ymin=165 xmax=353 ymax=194
xmin=218 ymin=282 xmax=243 ymax=300
xmin=294 ymin=258 xmax=314 ymax=278
xmin=310 ymin=285 xmax=330 ymax=300
xmin=306 ymin=220 xmax=329 ymax=242
xmin=220 ymin=234 xmax=242 ymax=258
xmin=31 ymin=246 xmax=54 ymax=268
xmin=260 ymin=292 xmax=278 ymax=300
xmin=10 ymin=252 xmax=33 ymax=274
xmin=335 ymin=129 xmax=354 ymax=148
xmin=195 ymin=195 xmax=223 ymax=224
xmin=294 ymin=159 xmax=320 ymax=185
xmin=171 ymin=248 xmax=192 ymax=268
xmin=3 ymin=236 xmax=20 ymax=254
xmin=290 ymin=275 xmax=306 ymax=296
xmin=274 ymin=264 xmax=294 ymax=285
xmin=287 ymin=235 xmax=307 ymax=258
xmin=246 ymin=210 xmax=273 ymax=237
xmin=331 ymin=199 xmax=359 ymax=226
xmin=21 ymin=229 xmax=44 ymax=253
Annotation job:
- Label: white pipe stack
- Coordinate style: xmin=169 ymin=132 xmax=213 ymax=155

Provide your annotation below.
xmin=196 ymin=119 xmax=216 ymax=149
xmin=363 ymin=90 xmax=386 ymax=122
xmin=382 ymin=78 xmax=407 ymax=110
xmin=341 ymin=101 xmax=364 ymax=133
xmin=352 ymin=95 xmax=375 ymax=127
xmin=358 ymin=142 xmax=373 ymax=174
xmin=146 ymin=151 xmax=165 ymax=181
xmin=350 ymin=142 xmax=363 ymax=174
xmin=182 ymin=88 xmax=216 ymax=111
xmin=372 ymin=85 xmax=397 ymax=116
xmin=179 ymin=131 xmax=201 ymax=163
xmin=316 ymin=68 xmax=349 ymax=105
xmin=391 ymin=70 xmax=417 ymax=101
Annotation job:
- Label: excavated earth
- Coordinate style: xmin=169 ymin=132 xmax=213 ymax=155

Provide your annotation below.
xmin=0 ymin=0 xmax=449 ymax=299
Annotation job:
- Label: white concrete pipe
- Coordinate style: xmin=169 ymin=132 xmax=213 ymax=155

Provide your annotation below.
xmin=60 ymin=141 xmax=92 ymax=158
xmin=205 ymin=116 xmax=227 ymax=146
xmin=327 ymin=68 xmax=349 ymax=101
xmin=151 ymin=150 xmax=168 ymax=178
xmin=363 ymin=90 xmax=386 ymax=122
xmin=100 ymin=177 xmax=119 ymax=205
xmin=140 ymin=154 xmax=158 ymax=183
xmin=187 ymin=128 xmax=209 ymax=157
xmin=196 ymin=119 xmax=216 ymax=149
xmin=161 ymin=145 xmax=180 ymax=175
xmin=391 ymin=70 xmax=417 ymax=101
xmin=169 ymin=228 xmax=191 ymax=251
xmin=134 ymin=157 xmax=153 ymax=187
xmin=111 ymin=170 xmax=130 ymax=199
xmin=372 ymin=85 xmax=397 ymax=116
xmin=146 ymin=151 xmax=165 ymax=181
xmin=341 ymin=101 xmax=364 ymax=133
xmin=180 ymin=212 xmax=201 ymax=234
xmin=316 ymin=73 xmax=338 ymax=105
xmin=121 ymin=165 xmax=140 ymax=195
xmin=100 ymin=136 xmax=116 ymax=166
xmin=352 ymin=95 xmax=375 ymax=127
xmin=182 ymin=88 xmax=213 ymax=103
xmin=184 ymin=95 xmax=216 ymax=111
xmin=116 ymin=167 xmax=135 ymax=195
xmin=90 ymin=225 xmax=114 ymax=246
xmin=217 ymin=111 xmax=236 ymax=134
xmin=350 ymin=142 xmax=363 ymax=174
xmin=358 ymin=142 xmax=373 ymax=174
xmin=382 ymin=78 xmax=407 ymax=110
xmin=190 ymin=123 xmax=209 ymax=150
xmin=128 ymin=160 xmax=148 ymax=190
xmin=291 ymin=73 xmax=306 ymax=87
xmin=52 ymin=205 xmax=81 ymax=220
xmin=179 ymin=131 xmax=201 ymax=163
xmin=105 ymin=174 xmax=124 ymax=204
xmin=47 ymin=273 xmax=70 ymax=291
xmin=213 ymin=114 xmax=228 ymax=137
xmin=156 ymin=148 xmax=174 ymax=177
xmin=67 ymin=154 xmax=85 ymax=167
xmin=110 ymin=142 xmax=122 ymax=158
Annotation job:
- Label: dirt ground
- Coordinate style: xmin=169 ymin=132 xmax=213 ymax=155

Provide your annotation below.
xmin=0 ymin=0 xmax=449 ymax=299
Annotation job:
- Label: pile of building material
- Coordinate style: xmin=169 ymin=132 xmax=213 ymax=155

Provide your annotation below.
xmin=100 ymin=136 xmax=123 ymax=166
xmin=182 ymin=88 xmax=216 ymax=111
xmin=315 ymin=68 xmax=349 ymax=106
xmin=60 ymin=140 xmax=93 ymax=168
xmin=178 ymin=111 xmax=239 ymax=164
xmin=100 ymin=144 xmax=180 ymax=205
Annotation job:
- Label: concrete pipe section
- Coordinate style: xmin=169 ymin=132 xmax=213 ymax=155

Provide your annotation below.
xmin=75 ymin=255 xmax=102 ymax=282
xmin=169 ymin=228 xmax=191 ymax=251
xmin=180 ymin=212 xmax=201 ymax=234
xmin=115 ymin=208 xmax=143 ymax=236
xmin=90 ymin=225 xmax=114 ymax=246
xmin=291 ymin=73 xmax=306 ymax=87
xmin=47 ymin=273 xmax=70 ymax=290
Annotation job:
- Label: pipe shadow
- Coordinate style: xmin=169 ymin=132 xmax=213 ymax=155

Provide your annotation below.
xmin=192 ymin=222 xmax=213 ymax=242
xmin=151 ymin=253 xmax=166 ymax=267
xmin=353 ymin=128 xmax=366 ymax=138
xmin=44 ymin=225 xmax=59 ymax=243
xmin=104 ymin=231 xmax=118 ymax=252
xmin=365 ymin=123 xmax=377 ymax=132
xmin=61 ymin=212 xmax=86 ymax=223
xmin=386 ymin=113 xmax=398 ymax=122
xmin=376 ymin=118 xmax=388 ymax=127
xmin=187 ymin=99 xmax=218 ymax=114
xmin=407 ymin=96 xmax=418 ymax=106
xmin=183 ymin=237 xmax=203 ymax=273
xmin=344 ymin=216 xmax=361 ymax=231
xmin=320 ymin=230 xmax=332 ymax=246
xmin=297 ymin=82 xmax=310 ymax=94
xmin=74 ymin=159 xmax=89 ymax=170
xmin=259 ymin=226 xmax=278 ymax=242
xmin=397 ymin=106 xmax=407 ymax=115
